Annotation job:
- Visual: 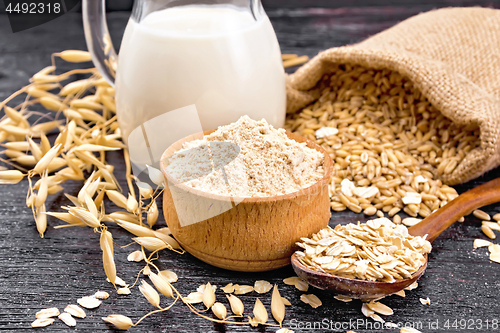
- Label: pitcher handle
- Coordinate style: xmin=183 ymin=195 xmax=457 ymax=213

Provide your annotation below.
xmin=82 ymin=0 xmax=119 ymax=86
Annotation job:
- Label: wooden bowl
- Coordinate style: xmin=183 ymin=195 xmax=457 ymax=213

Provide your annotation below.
xmin=160 ymin=130 xmax=333 ymax=272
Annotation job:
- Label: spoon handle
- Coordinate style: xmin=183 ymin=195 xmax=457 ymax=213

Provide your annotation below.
xmin=408 ymin=177 xmax=500 ymax=242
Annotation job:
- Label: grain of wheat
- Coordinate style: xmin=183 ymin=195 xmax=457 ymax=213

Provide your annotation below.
xmin=64 ymin=304 xmax=86 ymax=318
xmin=35 ymin=307 xmax=60 ymax=319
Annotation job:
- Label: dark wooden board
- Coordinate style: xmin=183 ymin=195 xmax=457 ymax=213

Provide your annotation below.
xmin=1 ymin=2 xmax=500 ymax=332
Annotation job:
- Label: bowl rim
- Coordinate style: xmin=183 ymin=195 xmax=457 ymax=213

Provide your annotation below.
xmin=160 ymin=129 xmax=333 ymax=203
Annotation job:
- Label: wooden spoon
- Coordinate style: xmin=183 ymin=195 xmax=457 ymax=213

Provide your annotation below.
xmin=292 ymin=177 xmax=500 ymax=301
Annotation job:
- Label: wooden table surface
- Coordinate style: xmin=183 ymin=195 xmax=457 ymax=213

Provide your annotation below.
xmin=1 ymin=1 xmax=500 ymax=332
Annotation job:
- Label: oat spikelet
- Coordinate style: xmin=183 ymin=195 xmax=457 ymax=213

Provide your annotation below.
xmin=481 ymin=224 xmax=496 ymax=239
xmin=221 ymin=283 xmax=234 ymax=293
xmin=126 ymin=194 xmax=138 ymax=213
xmin=149 ymin=271 xmax=173 ymax=298
xmin=401 ymin=328 xmax=423 ymax=333
xmin=226 ymin=294 xmax=244 ymax=316
xmin=100 ymin=230 xmax=116 ymax=286
xmin=252 ymin=298 xmax=268 ymax=324
xmin=106 ymin=211 xmax=139 ymax=223
xmin=147 ymin=200 xmax=158 ymax=227
xmin=102 ymin=314 xmax=134 ymax=330
xmin=136 ymin=181 xmax=153 ymax=199
xmin=117 ymin=220 xmax=155 ymax=237
xmin=153 ymin=231 xmax=181 ymax=250
xmin=39 ymin=96 xmax=65 ymax=111
xmin=203 ymin=282 xmax=216 ymax=309
xmin=283 ymin=276 xmax=308 ymax=292
xmin=127 ymin=250 xmax=144 ymax=262
xmin=35 ymin=307 xmax=60 ymax=319
xmin=184 ymin=292 xmax=203 ymax=304
xmin=271 ymin=284 xmax=285 ymax=326
xmin=300 ymin=294 xmax=322 ymax=308
xmin=473 ymin=239 xmax=492 ymax=248
xmin=139 ymin=280 xmax=161 ymax=308
xmin=77 ymin=296 xmax=102 ymax=309
xmin=211 ymin=302 xmax=227 ymax=320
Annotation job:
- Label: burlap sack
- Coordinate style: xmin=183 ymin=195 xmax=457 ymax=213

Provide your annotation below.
xmin=286 ymin=7 xmax=500 ymax=185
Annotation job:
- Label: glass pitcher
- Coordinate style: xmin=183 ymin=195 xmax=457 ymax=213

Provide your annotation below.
xmin=82 ymin=0 xmax=286 ymax=159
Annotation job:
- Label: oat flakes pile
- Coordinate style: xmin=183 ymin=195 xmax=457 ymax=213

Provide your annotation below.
xmin=167 ymin=116 xmax=324 ymax=197
xmin=296 ymin=218 xmax=431 ymax=282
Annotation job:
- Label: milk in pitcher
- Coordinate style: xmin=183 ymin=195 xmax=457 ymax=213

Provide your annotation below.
xmin=115 ymin=5 xmax=286 ymax=145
